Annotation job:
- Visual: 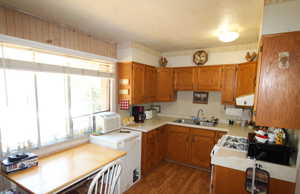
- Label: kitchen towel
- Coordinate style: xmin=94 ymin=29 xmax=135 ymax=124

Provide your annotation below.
xmin=120 ymin=99 xmax=130 ymax=110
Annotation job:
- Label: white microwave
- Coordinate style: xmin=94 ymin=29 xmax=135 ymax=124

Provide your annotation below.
xmin=93 ymin=112 xmax=121 ymax=134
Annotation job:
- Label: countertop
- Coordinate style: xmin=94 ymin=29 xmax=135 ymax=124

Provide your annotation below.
xmin=3 ymin=143 xmax=126 ymax=194
xmin=124 ymin=116 xmax=298 ymax=183
xmin=123 ymin=116 xmax=253 ymax=136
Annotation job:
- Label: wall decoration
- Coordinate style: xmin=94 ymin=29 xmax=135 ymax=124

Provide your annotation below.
xmin=278 ymin=52 xmax=290 ymax=69
xmin=159 ymin=56 xmax=168 ymax=67
xmin=245 ymin=51 xmax=257 ymax=62
xmin=193 ymin=50 xmax=208 ymax=65
xmin=193 ymin=92 xmax=209 ymax=104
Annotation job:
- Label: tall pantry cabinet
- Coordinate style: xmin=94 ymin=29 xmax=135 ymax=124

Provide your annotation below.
xmin=255 ymin=31 xmax=300 ymax=129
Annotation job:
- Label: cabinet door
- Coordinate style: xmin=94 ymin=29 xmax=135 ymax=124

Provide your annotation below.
xmin=190 ymin=129 xmax=215 ymax=169
xmin=132 ymin=62 xmax=145 ymax=104
xmin=166 ymin=126 xmax=190 ymax=163
xmin=196 ymin=66 xmax=222 ymax=91
xmin=156 ymin=68 xmax=175 ymax=101
xmin=174 ymin=67 xmax=195 ymax=90
xmin=144 ymin=66 xmax=157 ymax=102
xmin=117 ymin=62 xmax=132 ymax=104
xmin=256 ymin=32 xmax=300 ymax=129
xmin=221 ymin=65 xmax=237 ymax=104
xmin=141 ymin=130 xmax=156 ymax=175
xmin=157 ymin=126 xmax=167 ymax=162
xmin=211 ymin=165 xmax=295 ymax=194
xmin=236 ymin=62 xmax=257 ymax=97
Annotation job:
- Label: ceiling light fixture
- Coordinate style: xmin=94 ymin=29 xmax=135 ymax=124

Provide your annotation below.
xmin=218 ymin=31 xmax=239 ymax=42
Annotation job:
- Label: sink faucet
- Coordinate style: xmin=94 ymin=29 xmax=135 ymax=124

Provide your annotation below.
xmin=196 ymin=108 xmax=204 ymax=121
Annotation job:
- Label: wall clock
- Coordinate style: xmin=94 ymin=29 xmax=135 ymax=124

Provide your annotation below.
xmin=193 ymin=50 xmax=208 ymax=65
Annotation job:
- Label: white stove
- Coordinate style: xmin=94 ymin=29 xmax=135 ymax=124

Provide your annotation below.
xmin=220 ymin=135 xmax=249 ymax=152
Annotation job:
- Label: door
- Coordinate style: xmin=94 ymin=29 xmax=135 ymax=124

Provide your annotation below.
xmin=132 ymin=62 xmax=145 ymax=104
xmin=144 ymin=66 xmax=157 ymax=102
xmin=221 ymin=65 xmax=237 ymax=104
xmin=174 ymin=67 xmax=195 ymax=90
xmin=196 ymin=66 xmax=222 ymax=91
xmin=236 ymin=62 xmax=257 ymax=97
xmin=256 ymin=31 xmax=300 ymax=129
xmin=166 ymin=125 xmax=190 ymax=163
xmin=156 ymin=68 xmax=175 ymax=101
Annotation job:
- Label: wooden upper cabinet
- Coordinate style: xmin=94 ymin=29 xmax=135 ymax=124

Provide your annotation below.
xmin=174 ymin=67 xmax=196 ymax=90
xmin=144 ymin=66 xmax=157 ymax=103
xmin=221 ymin=65 xmax=237 ymax=104
xmin=166 ymin=125 xmax=190 ymax=163
xmin=236 ymin=62 xmax=257 ymax=97
xmin=156 ymin=67 xmax=175 ymax=102
xmin=255 ymin=31 xmax=300 ymax=129
xmin=132 ymin=62 xmax=145 ymax=104
xmin=196 ymin=65 xmax=222 ymax=91
xmin=118 ymin=62 xmax=158 ymax=105
xmin=117 ymin=62 xmax=132 ymax=104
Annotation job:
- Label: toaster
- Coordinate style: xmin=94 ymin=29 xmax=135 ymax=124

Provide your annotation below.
xmin=93 ymin=112 xmax=121 ymax=134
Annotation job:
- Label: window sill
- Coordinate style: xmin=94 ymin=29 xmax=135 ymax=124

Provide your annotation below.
xmin=33 ymin=136 xmax=90 ymax=158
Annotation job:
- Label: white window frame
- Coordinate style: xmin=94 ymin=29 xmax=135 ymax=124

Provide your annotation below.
xmin=0 ymin=34 xmax=117 ymax=157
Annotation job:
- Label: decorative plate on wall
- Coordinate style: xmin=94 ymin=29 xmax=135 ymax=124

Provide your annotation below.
xmin=193 ymin=50 xmax=208 ymax=65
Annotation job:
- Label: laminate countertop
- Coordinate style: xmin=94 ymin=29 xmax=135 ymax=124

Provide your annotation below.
xmin=3 ymin=143 xmax=126 ymax=194
xmin=124 ymin=116 xmax=298 ymax=183
xmin=123 ymin=116 xmax=253 ymax=136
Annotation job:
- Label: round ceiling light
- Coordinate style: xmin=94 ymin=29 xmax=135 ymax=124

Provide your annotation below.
xmin=218 ymin=31 xmax=239 ymax=42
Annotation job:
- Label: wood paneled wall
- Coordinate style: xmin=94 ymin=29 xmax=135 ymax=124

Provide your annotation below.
xmin=0 ymin=6 xmax=116 ymax=58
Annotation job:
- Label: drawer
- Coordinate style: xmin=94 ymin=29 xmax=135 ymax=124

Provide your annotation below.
xmin=190 ymin=128 xmax=215 ymax=137
xmin=166 ymin=125 xmax=190 ymax=134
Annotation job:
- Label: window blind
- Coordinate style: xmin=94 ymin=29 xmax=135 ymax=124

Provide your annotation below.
xmin=0 ymin=43 xmax=114 ymax=78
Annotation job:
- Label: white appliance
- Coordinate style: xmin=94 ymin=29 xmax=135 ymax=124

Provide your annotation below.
xmin=235 ymin=94 xmax=254 ymax=106
xmin=144 ymin=110 xmax=153 ymax=120
xmin=93 ymin=112 xmax=121 ymax=134
xmin=211 ymin=135 xmax=249 ymax=159
xmin=90 ymin=113 xmax=141 ymax=193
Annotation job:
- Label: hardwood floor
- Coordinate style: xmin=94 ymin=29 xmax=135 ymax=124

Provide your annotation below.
xmin=125 ymin=161 xmax=211 ymax=194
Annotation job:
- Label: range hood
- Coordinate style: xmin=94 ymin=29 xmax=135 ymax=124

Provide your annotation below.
xmin=235 ymin=94 xmax=255 ymax=106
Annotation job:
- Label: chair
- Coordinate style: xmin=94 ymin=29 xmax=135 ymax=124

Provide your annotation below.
xmin=87 ymin=160 xmax=122 ymax=194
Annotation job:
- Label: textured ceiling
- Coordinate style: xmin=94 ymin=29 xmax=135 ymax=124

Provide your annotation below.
xmin=0 ymin=0 xmax=263 ymax=52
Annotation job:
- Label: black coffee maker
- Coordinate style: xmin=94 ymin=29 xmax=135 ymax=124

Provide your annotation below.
xmin=132 ymin=106 xmax=146 ymax=123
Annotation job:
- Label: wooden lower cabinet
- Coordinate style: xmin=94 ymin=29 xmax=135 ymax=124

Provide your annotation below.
xmin=141 ymin=125 xmax=228 ymax=175
xmin=166 ymin=125 xmax=190 ymax=163
xmin=166 ymin=125 xmax=225 ymax=169
xmin=190 ymin=134 xmax=214 ymax=168
xmin=141 ymin=126 xmax=166 ymax=176
xmin=211 ymin=165 xmax=295 ymax=194
xmin=214 ymin=131 xmax=227 ymax=144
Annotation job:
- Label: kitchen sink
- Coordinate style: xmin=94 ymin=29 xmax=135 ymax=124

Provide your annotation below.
xmin=173 ymin=119 xmax=195 ymax=125
xmin=173 ymin=118 xmax=218 ymax=127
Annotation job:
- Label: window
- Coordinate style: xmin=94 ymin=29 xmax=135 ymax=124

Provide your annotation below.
xmin=70 ymin=75 xmax=110 ymax=136
xmin=0 ymin=70 xmax=38 ymax=153
xmin=37 ymin=72 xmax=70 ymax=145
xmin=0 ymin=42 xmax=113 ymax=156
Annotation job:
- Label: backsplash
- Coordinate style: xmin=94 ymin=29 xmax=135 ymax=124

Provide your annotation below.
xmin=156 ymin=91 xmax=251 ymax=123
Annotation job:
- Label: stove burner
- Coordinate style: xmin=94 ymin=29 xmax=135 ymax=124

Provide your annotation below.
xmin=221 ymin=135 xmax=248 ymax=152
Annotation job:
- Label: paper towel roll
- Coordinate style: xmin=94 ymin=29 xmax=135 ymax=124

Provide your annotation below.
xmin=225 ymin=108 xmax=243 ymax=116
